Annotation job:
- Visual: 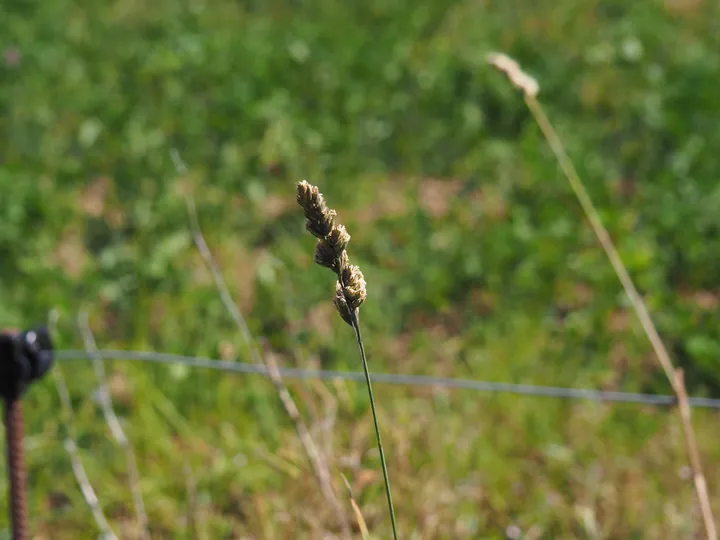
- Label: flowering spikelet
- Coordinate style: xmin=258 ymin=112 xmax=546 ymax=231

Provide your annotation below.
xmin=487 ymin=52 xmax=539 ymax=97
xmin=333 ymin=282 xmax=354 ymax=326
xmin=315 ymin=239 xmax=348 ymax=273
xmin=327 ymin=224 xmax=350 ymax=255
xmin=314 ymin=238 xmax=336 ymax=269
xmin=297 ymin=180 xmax=367 ymax=325
xmin=297 ymin=180 xmax=336 ymax=238
xmin=340 ymin=264 xmax=367 ymax=310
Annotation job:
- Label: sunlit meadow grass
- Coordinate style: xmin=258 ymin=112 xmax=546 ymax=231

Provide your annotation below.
xmin=3 ymin=1 xmax=720 ymax=538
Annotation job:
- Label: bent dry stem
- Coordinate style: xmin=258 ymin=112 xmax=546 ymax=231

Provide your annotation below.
xmin=487 ymin=51 xmax=717 ymax=540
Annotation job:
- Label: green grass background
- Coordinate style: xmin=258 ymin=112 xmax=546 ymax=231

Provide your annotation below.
xmin=2 ymin=0 xmax=720 ymax=537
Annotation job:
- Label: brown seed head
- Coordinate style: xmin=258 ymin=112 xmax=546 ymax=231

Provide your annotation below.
xmin=333 ymin=281 xmax=355 ymax=326
xmin=341 ymin=264 xmax=367 ymax=309
xmin=314 ymin=238 xmax=349 ymax=273
xmin=306 ymin=209 xmax=336 ymax=239
xmin=297 ymin=180 xmax=367 ymax=317
xmin=327 ymin=224 xmax=350 ymax=255
xmin=297 ymin=180 xmax=335 ymax=237
xmin=296 ymin=180 xmax=320 ymax=212
xmin=314 ymin=239 xmax=336 ymax=269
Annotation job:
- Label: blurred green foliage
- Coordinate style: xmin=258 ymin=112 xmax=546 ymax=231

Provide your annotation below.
xmin=1 ymin=0 xmax=720 ymax=537
xmin=2 ymin=0 xmax=719 ymax=389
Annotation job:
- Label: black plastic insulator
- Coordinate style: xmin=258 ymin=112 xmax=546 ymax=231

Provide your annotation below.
xmin=0 ymin=326 xmax=54 ymax=402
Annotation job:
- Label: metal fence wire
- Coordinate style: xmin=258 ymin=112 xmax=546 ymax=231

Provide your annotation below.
xmin=56 ymin=349 xmax=720 ymax=409
xmin=3 ymin=343 xmax=720 ymax=538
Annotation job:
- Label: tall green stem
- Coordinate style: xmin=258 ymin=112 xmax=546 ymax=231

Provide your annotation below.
xmin=350 ymin=312 xmax=398 ymax=540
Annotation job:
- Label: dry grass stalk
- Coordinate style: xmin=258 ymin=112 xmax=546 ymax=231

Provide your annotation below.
xmin=264 ymin=344 xmax=349 ymax=533
xmin=183 ymin=463 xmax=208 ymax=540
xmin=307 ymin=378 xmax=340 ymax=463
xmin=297 ymin=180 xmax=398 ymax=540
xmin=488 ymin=51 xmax=717 ymax=540
xmin=49 ymin=309 xmax=117 ymax=539
xmin=342 ymin=474 xmax=372 ymax=540
xmin=78 ymin=311 xmax=150 ymax=540
xmin=53 ymin=365 xmax=118 ymax=540
xmin=183 ymin=186 xmax=351 ymax=538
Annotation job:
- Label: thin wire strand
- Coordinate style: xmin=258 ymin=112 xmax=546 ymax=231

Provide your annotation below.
xmin=54 ymin=349 xmax=720 ymax=409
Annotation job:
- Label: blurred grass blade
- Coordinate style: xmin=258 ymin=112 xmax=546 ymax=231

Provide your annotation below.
xmin=342 ymin=475 xmax=371 ymax=540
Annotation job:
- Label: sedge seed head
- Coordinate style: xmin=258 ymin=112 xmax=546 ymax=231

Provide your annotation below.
xmin=327 ymin=225 xmax=350 ymax=255
xmin=333 ymin=281 xmax=354 ymax=326
xmin=305 ymin=209 xmax=336 ymax=239
xmin=297 ymin=180 xmax=336 ymax=237
xmin=314 ymin=238 xmax=336 ymax=269
xmin=314 ymin=237 xmax=348 ymax=273
xmin=341 ymin=265 xmax=367 ymax=309
xmin=296 ymin=180 xmax=321 ymax=212
xmin=341 ymin=264 xmax=364 ymax=291
xmin=297 ymin=180 xmax=367 ymax=317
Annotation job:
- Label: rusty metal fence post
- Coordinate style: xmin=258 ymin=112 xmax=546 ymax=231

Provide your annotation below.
xmin=0 ymin=327 xmax=54 ymax=540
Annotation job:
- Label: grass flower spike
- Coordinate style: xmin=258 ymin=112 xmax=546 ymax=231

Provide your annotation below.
xmin=340 ymin=264 xmax=367 ymax=310
xmin=296 ymin=180 xmax=397 ymax=540
xmin=296 ymin=180 xmax=367 ymax=322
xmin=333 ymin=282 xmax=354 ymax=326
xmin=297 ymin=180 xmax=337 ymax=238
